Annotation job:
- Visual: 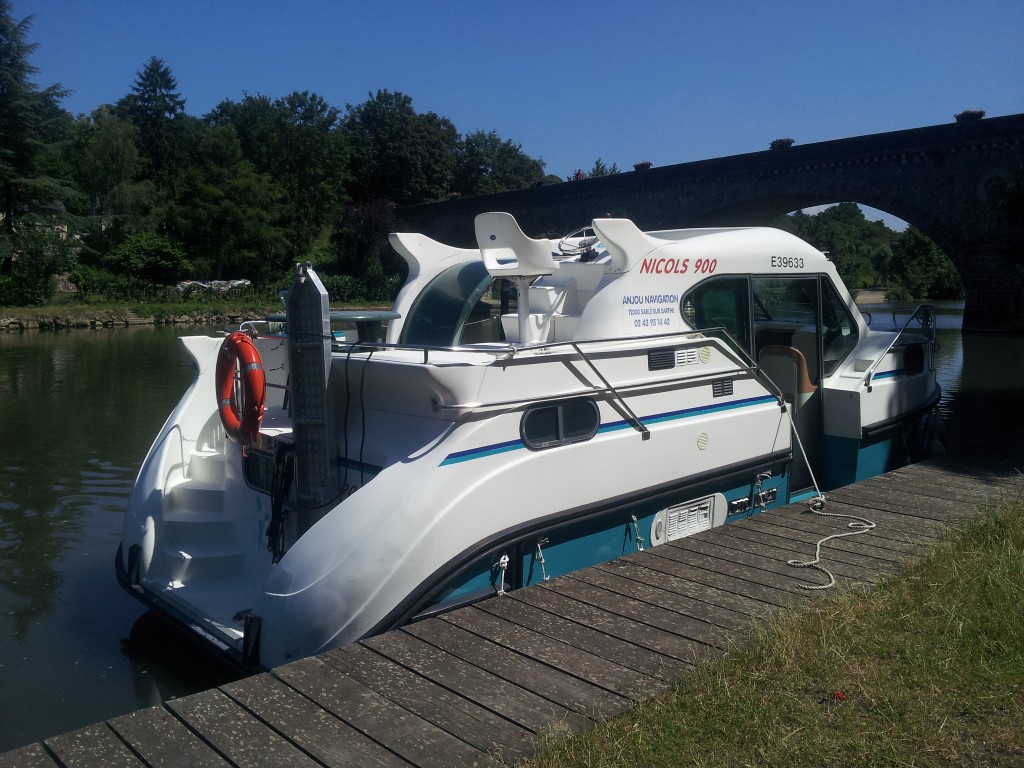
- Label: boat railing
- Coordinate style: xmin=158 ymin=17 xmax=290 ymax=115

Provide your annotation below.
xmin=424 ymin=326 xmax=768 ymax=419
xmin=862 ymin=304 xmax=936 ymax=391
xmin=326 ymin=326 xmax=747 ymax=364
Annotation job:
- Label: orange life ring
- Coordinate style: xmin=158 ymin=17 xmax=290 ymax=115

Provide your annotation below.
xmin=216 ymin=331 xmax=266 ymax=448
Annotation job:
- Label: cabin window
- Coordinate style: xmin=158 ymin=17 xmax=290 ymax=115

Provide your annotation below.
xmin=821 ymin=279 xmax=859 ymax=375
xmin=752 ymin=277 xmax=821 ymax=384
xmin=680 ymin=277 xmax=752 ymax=357
xmin=521 ymin=398 xmax=599 ymax=450
xmin=400 ymin=261 xmax=519 ymax=346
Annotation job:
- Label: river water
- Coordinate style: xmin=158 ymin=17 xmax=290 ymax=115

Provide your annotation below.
xmin=1 ymin=307 xmax=1022 ymax=752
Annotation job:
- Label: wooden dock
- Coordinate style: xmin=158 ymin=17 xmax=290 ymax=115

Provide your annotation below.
xmin=4 ymin=455 xmax=1022 ymax=767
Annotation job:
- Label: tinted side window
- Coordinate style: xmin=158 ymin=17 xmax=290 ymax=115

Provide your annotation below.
xmin=681 ymin=277 xmax=751 ymax=356
xmin=522 ymin=399 xmax=599 ymax=450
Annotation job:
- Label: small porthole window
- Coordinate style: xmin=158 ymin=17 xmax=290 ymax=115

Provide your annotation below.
xmin=521 ymin=398 xmax=600 ymax=450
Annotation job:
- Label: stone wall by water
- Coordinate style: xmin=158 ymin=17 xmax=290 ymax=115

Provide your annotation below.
xmin=0 ymin=309 xmax=267 ymax=331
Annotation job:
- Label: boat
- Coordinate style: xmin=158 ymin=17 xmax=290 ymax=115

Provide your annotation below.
xmin=116 ymin=212 xmax=941 ymax=669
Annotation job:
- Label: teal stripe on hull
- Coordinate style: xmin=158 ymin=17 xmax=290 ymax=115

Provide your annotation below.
xmin=440 ymin=394 xmax=779 ymax=466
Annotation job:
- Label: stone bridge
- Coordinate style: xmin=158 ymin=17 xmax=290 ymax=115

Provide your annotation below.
xmin=395 ymin=114 xmax=1024 ymax=333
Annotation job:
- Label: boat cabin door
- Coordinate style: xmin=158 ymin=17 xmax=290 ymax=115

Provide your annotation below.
xmin=684 ymin=274 xmax=860 ymax=495
xmin=752 ymin=276 xmax=859 ymax=492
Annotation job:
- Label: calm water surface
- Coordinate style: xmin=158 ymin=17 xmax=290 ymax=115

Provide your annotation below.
xmin=0 ymin=326 xmax=238 ymax=752
xmin=1 ymin=309 xmax=1022 ymax=752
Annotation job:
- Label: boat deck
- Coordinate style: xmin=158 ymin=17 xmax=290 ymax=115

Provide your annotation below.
xmin=4 ymin=455 xmax=1023 ymax=767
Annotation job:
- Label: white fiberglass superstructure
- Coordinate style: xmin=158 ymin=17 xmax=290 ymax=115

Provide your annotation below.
xmin=117 ymin=212 xmax=940 ymax=669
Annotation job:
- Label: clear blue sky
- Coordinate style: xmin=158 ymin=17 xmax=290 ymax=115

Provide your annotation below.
xmin=11 ymin=0 xmax=1023 ymax=188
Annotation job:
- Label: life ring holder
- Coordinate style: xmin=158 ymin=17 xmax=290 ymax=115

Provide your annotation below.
xmin=216 ymin=331 xmax=266 ymax=450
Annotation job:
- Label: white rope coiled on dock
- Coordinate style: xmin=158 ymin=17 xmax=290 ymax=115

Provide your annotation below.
xmin=784 ymin=410 xmax=877 ymax=589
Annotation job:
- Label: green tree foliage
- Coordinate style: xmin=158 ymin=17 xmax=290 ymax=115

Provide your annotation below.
xmin=888 ymin=228 xmax=963 ymax=301
xmin=775 ymin=203 xmax=963 ymax=300
xmin=0 ymin=1 xmax=80 ymax=299
xmin=453 ymin=130 xmax=546 ymax=197
xmin=170 ymin=125 xmax=287 ymax=283
xmin=588 ymin=158 xmax=620 ymax=177
xmin=102 ymin=231 xmax=189 ymax=284
xmin=342 ymin=90 xmax=459 ymax=206
xmin=208 ymin=91 xmax=349 ymax=265
xmin=0 ymin=19 xmax=557 ymax=306
xmin=115 ymin=56 xmax=187 ymax=174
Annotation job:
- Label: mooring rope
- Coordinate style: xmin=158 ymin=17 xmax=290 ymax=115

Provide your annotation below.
xmin=784 ymin=408 xmax=876 ymax=589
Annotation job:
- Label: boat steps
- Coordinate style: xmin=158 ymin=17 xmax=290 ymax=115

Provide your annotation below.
xmin=163 ymin=517 xmax=235 ymax=547
xmin=185 ymin=449 xmax=227 ymax=485
xmin=164 ymin=480 xmax=226 ymax=516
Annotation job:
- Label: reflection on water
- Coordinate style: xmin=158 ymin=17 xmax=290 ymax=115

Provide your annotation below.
xmin=861 ymin=299 xmax=1024 ymax=454
xmin=0 ymin=327 xmax=241 ymax=752
xmin=1 ymin=311 xmax=1023 ymax=752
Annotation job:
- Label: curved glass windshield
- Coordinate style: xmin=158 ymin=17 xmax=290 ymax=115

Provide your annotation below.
xmin=400 ymin=261 xmax=502 ymax=346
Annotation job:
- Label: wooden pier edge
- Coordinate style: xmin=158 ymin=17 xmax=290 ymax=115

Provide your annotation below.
xmin=3 ymin=455 xmax=1022 ymax=767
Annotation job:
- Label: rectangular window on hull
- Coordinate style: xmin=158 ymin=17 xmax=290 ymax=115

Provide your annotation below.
xmin=521 ymin=398 xmax=600 ymax=450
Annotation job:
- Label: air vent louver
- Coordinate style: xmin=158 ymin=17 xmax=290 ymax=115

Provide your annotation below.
xmin=712 ymin=379 xmax=734 ymax=397
xmin=666 ymin=498 xmax=713 ymax=539
xmin=648 ymin=348 xmax=675 ymax=371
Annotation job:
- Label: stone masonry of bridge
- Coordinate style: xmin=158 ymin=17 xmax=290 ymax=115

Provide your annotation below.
xmin=395 ymin=114 xmax=1024 ymax=333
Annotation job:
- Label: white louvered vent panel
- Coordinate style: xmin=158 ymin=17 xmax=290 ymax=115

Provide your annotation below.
xmin=666 ymin=497 xmax=714 ymax=540
xmin=675 ymin=348 xmax=699 ymax=366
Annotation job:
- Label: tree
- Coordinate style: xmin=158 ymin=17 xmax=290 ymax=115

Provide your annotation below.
xmin=588 ymin=158 xmax=620 ymax=177
xmin=889 ymin=228 xmax=963 ymax=300
xmin=170 ymin=125 xmax=287 ymax=283
xmin=453 ymin=130 xmax=546 ymax=197
xmin=75 ymin=107 xmax=143 ymax=220
xmin=115 ymin=56 xmax=187 ymax=173
xmin=342 ymin=90 xmax=459 ymax=206
xmin=102 ymin=231 xmax=189 ymax=287
xmin=208 ymin=91 xmax=348 ymax=265
xmin=0 ymin=1 xmax=73 ymax=269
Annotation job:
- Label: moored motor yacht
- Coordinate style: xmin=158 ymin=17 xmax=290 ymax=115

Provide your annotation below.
xmin=117 ymin=212 xmax=940 ymax=669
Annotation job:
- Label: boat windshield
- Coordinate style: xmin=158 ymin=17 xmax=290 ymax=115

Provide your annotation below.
xmin=400 ymin=261 xmax=512 ymax=346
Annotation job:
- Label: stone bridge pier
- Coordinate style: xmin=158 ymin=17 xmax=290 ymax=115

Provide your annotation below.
xmin=396 ymin=114 xmax=1024 ymax=333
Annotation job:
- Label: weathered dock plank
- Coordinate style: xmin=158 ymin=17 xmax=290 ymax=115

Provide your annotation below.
xmin=0 ymin=743 xmax=58 ymax=768
xmin=648 ymin=536 xmax=818 ymax=598
xmin=481 ymin=588 xmax=689 ymax=682
xmin=540 ymin=572 xmax=733 ymax=649
xmin=273 ymin=655 xmax=501 ymax=768
xmin=220 ymin=671 xmax=409 ymax=767
xmin=45 ymin=723 xmax=147 ymax=768
xmin=363 ymin=625 xmax=589 ymax=735
xmin=107 ymin=706 xmax=231 ymax=768
xmin=323 ymin=642 xmax=536 ymax=763
xmin=751 ymin=508 xmax=924 ymax=556
xmin=516 ymin=581 xmax=710 ymax=665
xmin=594 ymin=556 xmax=782 ymax=620
xmin=404 ymin=614 xmax=629 ymax=720
xmin=732 ymin=515 xmax=907 ymax=564
xmin=441 ymin=603 xmax=662 ymax=701
xmin=167 ymin=688 xmax=322 ymax=768
xmin=568 ymin=563 xmax=752 ymax=631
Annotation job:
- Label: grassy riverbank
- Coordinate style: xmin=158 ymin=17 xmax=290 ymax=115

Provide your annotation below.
xmin=527 ymin=493 xmax=1024 ymax=767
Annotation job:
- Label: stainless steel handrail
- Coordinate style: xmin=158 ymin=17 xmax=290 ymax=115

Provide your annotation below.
xmin=863 ymin=304 xmax=936 ymax=390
